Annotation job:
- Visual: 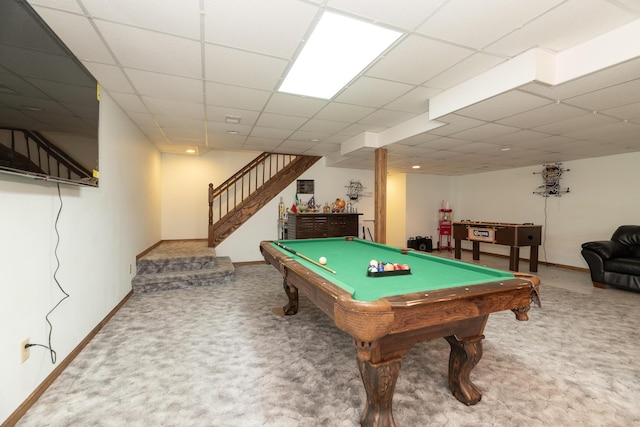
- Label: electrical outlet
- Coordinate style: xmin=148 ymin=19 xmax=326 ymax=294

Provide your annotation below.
xmin=20 ymin=338 xmax=30 ymax=364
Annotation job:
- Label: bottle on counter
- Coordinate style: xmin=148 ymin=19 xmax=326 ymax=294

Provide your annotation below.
xmin=278 ymin=197 xmax=285 ymax=219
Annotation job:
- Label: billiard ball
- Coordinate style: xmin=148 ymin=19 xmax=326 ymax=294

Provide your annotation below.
xmin=319 ymin=256 xmax=327 ymax=265
xmin=369 ymin=259 xmax=378 ymax=267
xmin=402 ymin=264 xmax=410 ymax=270
xmin=384 ymin=263 xmax=395 ymax=271
xmin=368 ymin=266 xmax=378 ymax=273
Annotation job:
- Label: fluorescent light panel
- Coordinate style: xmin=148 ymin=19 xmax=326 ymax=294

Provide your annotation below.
xmin=279 ymin=12 xmax=402 ymax=99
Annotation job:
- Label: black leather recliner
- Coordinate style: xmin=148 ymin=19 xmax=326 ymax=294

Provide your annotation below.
xmin=581 ymin=225 xmax=640 ymax=292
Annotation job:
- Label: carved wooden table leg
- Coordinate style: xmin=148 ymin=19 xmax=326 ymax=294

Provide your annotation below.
xmin=445 ymin=335 xmax=484 ymax=405
xmin=357 ymin=356 xmax=401 ymax=427
xmin=282 ymin=279 xmax=298 ymax=315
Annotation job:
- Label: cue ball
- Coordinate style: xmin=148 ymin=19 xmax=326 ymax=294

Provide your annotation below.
xmin=319 ymin=256 xmax=327 ymax=265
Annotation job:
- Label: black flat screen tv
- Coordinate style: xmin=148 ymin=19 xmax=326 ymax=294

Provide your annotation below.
xmin=0 ymin=0 xmax=99 ymax=187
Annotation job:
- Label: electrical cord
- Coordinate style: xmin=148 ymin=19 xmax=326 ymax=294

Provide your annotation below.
xmin=27 ymin=182 xmax=69 ymax=364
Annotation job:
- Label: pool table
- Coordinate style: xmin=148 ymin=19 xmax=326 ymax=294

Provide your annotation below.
xmin=259 ymin=237 xmax=541 ymax=427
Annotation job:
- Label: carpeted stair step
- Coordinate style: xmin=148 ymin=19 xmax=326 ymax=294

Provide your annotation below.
xmin=136 ymin=254 xmax=218 ymax=274
xmin=132 ymin=256 xmax=234 ymax=293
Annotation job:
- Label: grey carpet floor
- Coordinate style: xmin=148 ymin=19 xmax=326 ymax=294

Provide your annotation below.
xmin=16 ymin=258 xmax=640 ymax=427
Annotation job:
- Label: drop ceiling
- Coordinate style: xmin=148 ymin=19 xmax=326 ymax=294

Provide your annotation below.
xmin=21 ymin=0 xmax=640 ymax=175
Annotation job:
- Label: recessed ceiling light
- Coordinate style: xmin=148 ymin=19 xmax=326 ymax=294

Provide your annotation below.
xmin=278 ymin=11 xmax=402 ymax=99
xmin=227 ymin=130 xmax=239 ymax=135
xmin=186 ymin=149 xmax=196 ymax=154
xmin=500 ymin=147 xmax=511 ymax=151
xmin=412 ymin=165 xmax=420 ymax=169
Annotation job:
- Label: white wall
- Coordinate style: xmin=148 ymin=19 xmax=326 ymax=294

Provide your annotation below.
xmin=0 ymin=94 xmax=161 ymax=423
xmin=386 ymin=173 xmax=406 ymax=248
xmin=386 ymin=172 xmax=455 ymax=248
xmin=161 ymin=154 xmax=374 ymax=262
xmin=454 ymin=152 xmax=640 ymax=267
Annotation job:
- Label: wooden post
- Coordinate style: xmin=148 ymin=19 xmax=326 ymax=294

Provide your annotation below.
xmin=374 ymin=148 xmax=387 ymax=244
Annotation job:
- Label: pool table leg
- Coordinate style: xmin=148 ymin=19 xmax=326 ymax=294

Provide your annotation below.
xmin=281 ymin=279 xmax=299 ymax=315
xmin=357 ymin=356 xmax=401 ymax=427
xmin=445 ymin=334 xmax=484 ymax=405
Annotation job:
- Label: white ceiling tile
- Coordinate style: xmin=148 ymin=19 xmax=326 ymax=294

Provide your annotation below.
xmin=563 ymin=79 xmax=640 ymax=112
xmin=338 ymin=123 xmax=387 ymax=137
xmin=207 ymin=122 xmax=253 ymax=137
xmin=497 ymin=103 xmax=587 ymax=128
xmin=206 ymin=105 xmax=260 ymax=126
xmin=457 ymin=90 xmax=552 ymax=122
xmin=419 ymin=137 xmax=475 ymax=151
xmin=357 ymin=110 xmax=417 ymax=128
xmin=314 ymin=103 xmax=376 ymax=122
xmin=384 ymin=86 xmax=439 ymax=113
xmin=287 ymin=130 xmax=333 ymax=142
xmin=84 ymin=63 xmax=133 ymax=93
xmin=564 ymin=120 xmax=640 ymax=142
xmin=249 ymin=126 xmax=294 ymax=140
xmin=242 ymin=136 xmax=284 ymax=152
xmin=256 ymin=113 xmax=308 ymax=130
xmin=446 ymin=141 xmax=503 ymax=153
xmin=335 ymin=77 xmax=414 ymax=108
xmin=395 ymin=132 xmax=441 ymax=146
xmin=203 ymin=0 xmax=318 ymax=58
xmin=205 ymin=44 xmax=288 ymax=91
xmin=532 ymin=111 xmax=619 ymax=134
xmin=428 ymin=114 xmax=485 ymax=136
xmin=153 ymin=116 xmax=204 ymax=130
xmin=81 ymin=0 xmax=202 ymax=39
xmin=126 ymin=111 xmax=157 ymax=128
xmin=367 ymin=35 xmax=474 ymax=85
xmin=327 ymin=0 xmax=446 ymax=30
xmin=486 ymin=0 xmax=637 ymax=56
xmin=602 ymin=101 xmax=640 ymax=120
xmin=488 ymin=130 xmax=555 ymax=146
xmin=125 ymin=69 xmax=203 ymax=103
xmin=276 ymin=140 xmax=317 ymax=153
xmin=142 ymin=97 xmax=204 ymax=119
xmin=452 ymin=122 xmax=521 ymax=141
xmin=30 ymin=0 xmax=84 ymax=13
xmin=95 ymin=21 xmax=202 ymax=78
xmin=416 ymin=0 xmax=564 ymax=49
xmin=522 ymin=135 xmax=580 ymax=150
xmin=206 ymin=82 xmax=271 ymax=111
xmin=162 ymin=127 xmax=205 ymax=141
xmin=299 ymin=118 xmax=349 ymax=134
xmin=301 ymin=143 xmax=341 ymax=156
xmin=521 ymin=58 xmax=640 ymax=101
xmin=264 ymin=93 xmax=327 ymax=117
xmin=109 ymin=92 xmax=148 ymax=113
xmin=425 ymin=52 xmax=506 ymax=90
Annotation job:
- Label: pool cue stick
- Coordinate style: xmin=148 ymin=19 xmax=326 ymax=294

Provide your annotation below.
xmin=274 ymin=242 xmax=336 ymax=274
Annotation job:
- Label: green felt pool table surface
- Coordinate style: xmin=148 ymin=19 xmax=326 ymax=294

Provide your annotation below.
xmin=270 ymin=237 xmax=515 ymax=301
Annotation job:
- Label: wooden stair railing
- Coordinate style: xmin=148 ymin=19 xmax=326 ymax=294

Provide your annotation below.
xmin=0 ymin=127 xmax=93 ymax=180
xmin=208 ymin=153 xmax=321 ymax=247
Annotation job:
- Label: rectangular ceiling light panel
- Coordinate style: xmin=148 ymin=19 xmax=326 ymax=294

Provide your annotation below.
xmin=279 ymin=12 xmax=402 ymax=99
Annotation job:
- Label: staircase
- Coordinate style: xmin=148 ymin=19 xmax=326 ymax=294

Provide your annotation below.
xmin=132 ymin=241 xmax=234 ymax=293
xmin=131 ymin=153 xmax=320 ymax=292
xmin=208 ymin=153 xmax=321 ymax=247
